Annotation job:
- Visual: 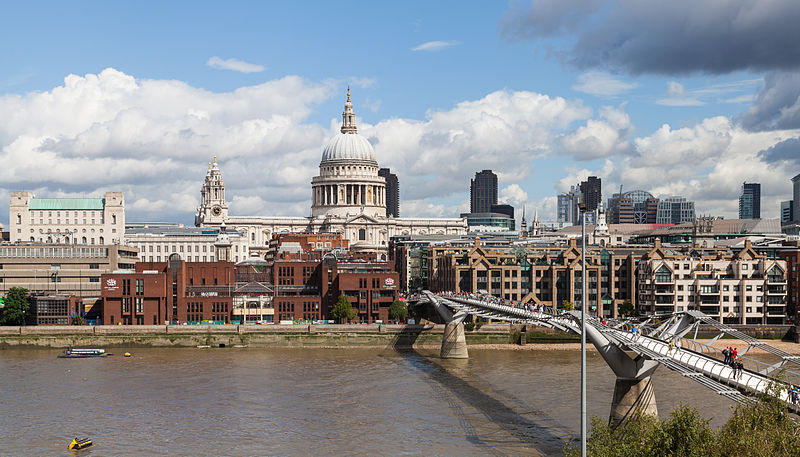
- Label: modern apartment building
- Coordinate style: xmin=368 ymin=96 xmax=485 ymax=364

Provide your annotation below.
xmin=637 ymin=239 xmax=787 ymax=324
xmin=428 ymin=238 xmax=647 ymax=318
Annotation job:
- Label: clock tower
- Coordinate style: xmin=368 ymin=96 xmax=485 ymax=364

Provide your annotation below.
xmin=195 ymin=156 xmax=229 ymax=226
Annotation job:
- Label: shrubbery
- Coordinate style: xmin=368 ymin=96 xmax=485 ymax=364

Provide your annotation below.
xmin=565 ymin=384 xmax=800 ymax=457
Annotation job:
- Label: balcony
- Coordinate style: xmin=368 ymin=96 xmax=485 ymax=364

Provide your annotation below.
xmin=767 ymin=306 xmax=786 ymax=315
xmin=767 ymin=277 xmax=786 ymax=284
xmin=654 ymin=286 xmax=674 ymax=295
xmin=767 ymin=286 xmax=786 ymax=295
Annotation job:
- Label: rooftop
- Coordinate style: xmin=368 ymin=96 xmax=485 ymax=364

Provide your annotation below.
xmin=29 ymin=198 xmax=104 ymax=210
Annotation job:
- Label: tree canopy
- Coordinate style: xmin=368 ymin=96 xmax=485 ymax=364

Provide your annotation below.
xmin=0 ymin=287 xmax=30 ymax=326
xmin=565 ymin=383 xmax=800 ymax=457
xmin=331 ymin=295 xmax=357 ymax=323
xmin=388 ymin=300 xmax=407 ymax=322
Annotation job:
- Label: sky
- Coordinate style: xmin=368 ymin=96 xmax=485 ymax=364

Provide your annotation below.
xmin=1 ymin=0 xmax=799 ymax=227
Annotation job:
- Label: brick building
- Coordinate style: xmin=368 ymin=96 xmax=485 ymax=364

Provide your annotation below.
xmin=28 ymin=294 xmax=81 ymax=325
xmin=102 ymin=257 xmax=234 ymax=325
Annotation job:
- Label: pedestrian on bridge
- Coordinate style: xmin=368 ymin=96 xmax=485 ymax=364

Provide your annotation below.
xmin=790 ymin=384 xmax=799 ymax=411
xmin=731 ymin=347 xmax=738 ymax=365
xmin=722 ymin=347 xmax=730 ymax=365
xmin=736 ymin=360 xmax=744 ymax=380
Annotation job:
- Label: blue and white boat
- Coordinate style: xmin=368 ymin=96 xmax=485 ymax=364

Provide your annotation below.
xmin=58 ymin=348 xmax=110 ymax=358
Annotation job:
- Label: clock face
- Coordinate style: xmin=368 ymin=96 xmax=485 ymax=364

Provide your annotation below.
xmin=211 ymin=205 xmax=222 ymax=216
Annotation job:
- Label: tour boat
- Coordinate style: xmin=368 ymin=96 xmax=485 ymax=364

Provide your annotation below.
xmin=57 ymin=348 xmax=110 ymax=358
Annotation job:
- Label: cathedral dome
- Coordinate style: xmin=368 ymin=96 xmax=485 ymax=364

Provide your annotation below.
xmin=321 ymin=133 xmax=376 ymax=163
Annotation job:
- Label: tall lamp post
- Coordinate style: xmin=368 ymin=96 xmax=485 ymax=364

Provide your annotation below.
xmin=579 ymin=198 xmax=588 ymax=457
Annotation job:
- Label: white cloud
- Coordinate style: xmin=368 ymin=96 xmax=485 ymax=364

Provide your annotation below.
xmin=411 ymin=40 xmax=460 ymax=51
xmin=606 ymin=118 xmax=800 ymax=218
xmin=572 ymin=71 xmax=638 ymax=96
xmin=499 ymin=184 xmax=528 ymax=207
xmin=206 ymin=56 xmax=265 ymax=73
xmin=557 ymin=104 xmax=632 ymax=160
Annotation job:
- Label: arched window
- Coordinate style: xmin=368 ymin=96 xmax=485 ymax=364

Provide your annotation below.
xmin=17 ymin=214 xmax=21 ymax=224
xmin=112 ymin=214 xmax=117 ymax=224
xmin=99 ymin=236 xmax=104 ymax=244
xmin=82 ymin=236 xmax=87 ymax=244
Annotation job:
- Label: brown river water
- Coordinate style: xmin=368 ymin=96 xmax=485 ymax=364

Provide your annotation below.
xmin=0 ymin=346 xmax=738 ymax=456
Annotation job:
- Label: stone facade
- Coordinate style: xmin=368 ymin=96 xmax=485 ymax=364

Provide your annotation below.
xmin=637 ymin=239 xmax=788 ymax=324
xmin=10 ymin=191 xmax=125 ymax=245
xmin=195 ymin=91 xmax=467 ymax=258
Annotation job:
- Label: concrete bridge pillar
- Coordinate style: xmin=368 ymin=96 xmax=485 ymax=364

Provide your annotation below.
xmin=609 ymin=376 xmax=658 ymax=427
xmin=440 ymin=322 xmax=468 ymax=359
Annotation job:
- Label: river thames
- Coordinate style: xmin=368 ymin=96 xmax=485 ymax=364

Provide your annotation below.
xmin=0 ymin=347 xmax=737 ymax=456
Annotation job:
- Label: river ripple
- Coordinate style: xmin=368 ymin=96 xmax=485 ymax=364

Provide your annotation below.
xmin=0 ymin=347 xmax=736 ymax=456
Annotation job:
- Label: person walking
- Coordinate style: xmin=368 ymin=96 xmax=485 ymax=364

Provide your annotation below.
xmin=722 ymin=347 xmax=730 ymax=365
xmin=668 ymin=339 xmax=676 ymax=355
xmin=736 ymin=360 xmax=744 ymax=380
xmin=731 ymin=347 xmax=738 ymax=365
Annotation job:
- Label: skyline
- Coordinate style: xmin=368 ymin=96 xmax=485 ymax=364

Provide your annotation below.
xmin=1 ymin=1 xmax=800 ymax=226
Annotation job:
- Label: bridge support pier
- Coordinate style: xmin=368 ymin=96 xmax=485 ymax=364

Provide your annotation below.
xmin=610 ymin=376 xmax=658 ymax=427
xmin=440 ymin=322 xmax=468 ymax=359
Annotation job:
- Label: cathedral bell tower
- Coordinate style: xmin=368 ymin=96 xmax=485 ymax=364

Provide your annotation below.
xmin=196 ymin=156 xmax=229 ymax=227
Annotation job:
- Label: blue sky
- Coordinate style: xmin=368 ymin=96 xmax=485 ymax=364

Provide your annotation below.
xmin=1 ymin=0 xmax=799 ymax=226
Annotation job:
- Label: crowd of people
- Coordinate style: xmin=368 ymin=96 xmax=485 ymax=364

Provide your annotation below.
xmin=440 ymin=291 xmax=552 ymax=315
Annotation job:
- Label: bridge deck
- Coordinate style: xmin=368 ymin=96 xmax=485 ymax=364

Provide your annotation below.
xmin=430 ymin=293 xmax=797 ymax=410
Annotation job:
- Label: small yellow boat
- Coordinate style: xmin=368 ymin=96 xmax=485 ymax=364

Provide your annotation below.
xmin=68 ymin=437 xmax=93 ymax=450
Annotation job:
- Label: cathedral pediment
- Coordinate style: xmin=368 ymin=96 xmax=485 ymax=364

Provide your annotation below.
xmin=344 ymin=213 xmax=383 ymax=225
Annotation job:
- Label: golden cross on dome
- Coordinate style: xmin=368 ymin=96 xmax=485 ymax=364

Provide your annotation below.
xmin=213 ymin=155 xmax=217 ymax=164
xmin=347 ymin=86 xmax=350 ymax=102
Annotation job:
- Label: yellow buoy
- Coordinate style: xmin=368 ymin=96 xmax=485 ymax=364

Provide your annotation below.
xmin=68 ymin=437 xmax=93 ymax=450
xmin=123 ymin=352 xmax=131 ymax=357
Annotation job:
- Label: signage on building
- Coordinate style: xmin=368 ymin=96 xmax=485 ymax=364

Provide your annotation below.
xmin=200 ymin=291 xmax=219 ymax=297
xmin=383 ymin=277 xmax=396 ymax=289
xmin=105 ymin=278 xmax=118 ymax=291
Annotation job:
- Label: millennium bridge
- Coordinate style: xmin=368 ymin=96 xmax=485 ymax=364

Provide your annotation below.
xmin=411 ymin=291 xmax=800 ymax=425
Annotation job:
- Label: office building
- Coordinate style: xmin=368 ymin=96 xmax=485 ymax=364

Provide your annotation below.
xmin=9 ymin=192 xmax=125 ymax=245
xmin=378 ymin=168 xmax=400 ymax=217
xmin=0 ymin=244 xmax=138 ymax=305
xmin=557 ymin=185 xmax=582 ymax=224
xmin=739 ymin=182 xmax=761 ymax=219
xmin=794 ymin=174 xmax=800 ymax=223
xmin=470 ymin=170 xmax=498 ymax=213
xmin=607 ymin=190 xmax=659 ymax=224
xmin=655 ymin=197 xmax=695 ymax=224
xmin=580 ymin=176 xmax=602 ymax=212
xmin=782 ymin=201 xmax=795 ymax=223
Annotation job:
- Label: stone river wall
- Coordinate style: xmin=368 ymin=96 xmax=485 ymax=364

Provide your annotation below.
xmin=0 ymin=324 xmax=515 ymax=348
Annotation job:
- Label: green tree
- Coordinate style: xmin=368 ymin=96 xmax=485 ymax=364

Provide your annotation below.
xmin=0 ymin=287 xmax=30 ymax=326
xmin=388 ymin=300 xmax=408 ymax=323
xmin=564 ymin=384 xmax=800 ymax=457
xmin=618 ymin=300 xmax=635 ymax=317
xmin=562 ymin=299 xmax=575 ymax=311
xmin=72 ymin=315 xmax=86 ymax=326
xmin=331 ymin=295 xmax=356 ymax=323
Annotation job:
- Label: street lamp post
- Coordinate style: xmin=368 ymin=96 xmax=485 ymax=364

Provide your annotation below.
xmin=579 ymin=200 xmax=588 ymax=457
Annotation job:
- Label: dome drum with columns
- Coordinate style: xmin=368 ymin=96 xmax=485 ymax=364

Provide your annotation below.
xmin=196 ymin=90 xmax=467 ymax=258
xmin=311 ymin=88 xmax=386 ymax=219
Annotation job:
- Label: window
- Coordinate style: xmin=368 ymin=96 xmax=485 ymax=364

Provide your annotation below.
xmin=655 ymin=265 xmax=672 ymax=283
xmin=89 ymin=277 xmax=100 ymax=283
xmin=89 ymin=263 xmax=99 ymax=269
xmin=359 ymin=229 xmax=366 ymax=241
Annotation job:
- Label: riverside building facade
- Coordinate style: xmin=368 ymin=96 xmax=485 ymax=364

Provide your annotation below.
xmin=9 ymin=192 xmax=125 ymax=245
xmin=195 ymin=90 xmax=467 ymax=259
xmin=636 ymin=239 xmax=788 ymax=324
